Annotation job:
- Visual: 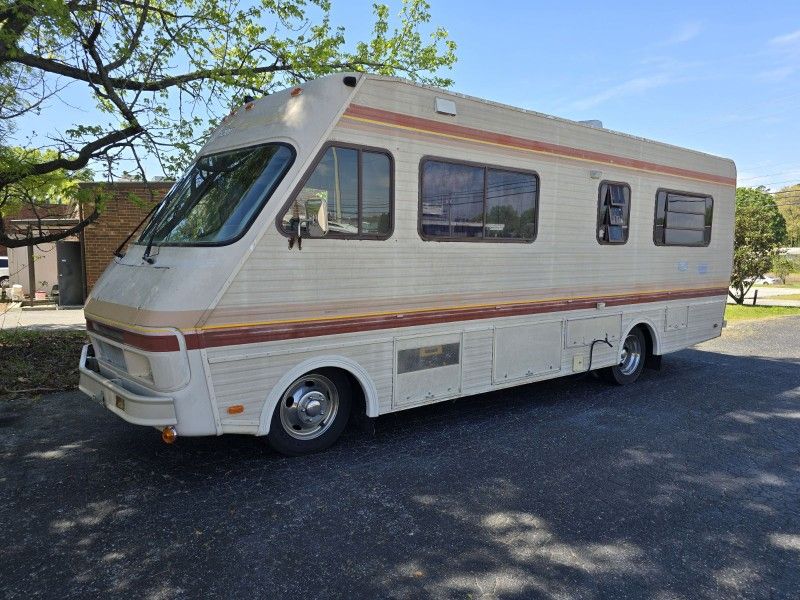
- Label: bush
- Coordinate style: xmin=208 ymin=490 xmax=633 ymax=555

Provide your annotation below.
xmin=0 ymin=329 xmax=87 ymax=399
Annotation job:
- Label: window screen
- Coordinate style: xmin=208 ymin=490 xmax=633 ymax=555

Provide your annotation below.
xmin=281 ymin=145 xmax=392 ymax=239
xmin=597 ymin=182 xmax=631 ymax=244
xmin=653 ymin=190 xmax=713 ymax=247
xmin=420 ymin=159 xmax=538 ymax=241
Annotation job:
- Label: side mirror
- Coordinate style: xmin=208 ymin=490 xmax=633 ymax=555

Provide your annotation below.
xmin=304 ymin=198 xmax=329 ymax=237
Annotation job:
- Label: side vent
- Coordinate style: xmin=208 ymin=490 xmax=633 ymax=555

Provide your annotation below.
xmin=343 ymin=75 xmax=357 ymax=87
xmin=434 ymin=97 xmax=457 ymax=116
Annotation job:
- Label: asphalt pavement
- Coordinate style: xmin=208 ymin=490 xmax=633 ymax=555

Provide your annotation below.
xmin=1 ymin=317 xmax=799 ymax=599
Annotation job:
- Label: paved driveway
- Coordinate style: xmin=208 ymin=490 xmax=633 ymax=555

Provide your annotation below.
xmin=0 ymin=306 xmax=85 ymax=330
xmin=1 ymin=318 xmax=799 ymax=599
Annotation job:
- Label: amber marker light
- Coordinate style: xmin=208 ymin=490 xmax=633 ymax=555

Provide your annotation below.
xmin=227 ymin=404 xmax=245 ymax=415
xmin=161 ymin=426 xmax=177 ymax=444
xmin=290 ymin=87 xmax=303 ymax=97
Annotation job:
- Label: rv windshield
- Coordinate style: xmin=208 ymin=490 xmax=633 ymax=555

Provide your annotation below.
xmin=138 ymin=143 xmax=294 ymax=246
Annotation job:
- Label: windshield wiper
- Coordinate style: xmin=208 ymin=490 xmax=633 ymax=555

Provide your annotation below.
xmin=114 ymin=202 xmax=161 ymax=259
xmin=142 ymin=196 xmax=174 ymax=264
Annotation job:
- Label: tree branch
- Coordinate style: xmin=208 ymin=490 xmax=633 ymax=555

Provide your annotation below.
xmin=8 ymin=51 xmax=386 ymax=92
xmin=0 ymin=207 xmax=101 ymax=248
xmin=0 ymin=1 xmax=37 ymax=59
xmin=0 ymin=125 xmax=141 ymax=186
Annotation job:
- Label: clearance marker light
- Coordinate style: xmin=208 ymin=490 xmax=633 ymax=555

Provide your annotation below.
xmin=161 ymin=426 xmax=177 ymax=444
xmin=290 ymin=87 xmax=303 ymax=97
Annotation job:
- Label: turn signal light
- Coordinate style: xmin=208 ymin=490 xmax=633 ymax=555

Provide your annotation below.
xmin=161 ymin=426 xmax=177 ymax=444
xmin=227 ymin=404 xmax=244 ymax=415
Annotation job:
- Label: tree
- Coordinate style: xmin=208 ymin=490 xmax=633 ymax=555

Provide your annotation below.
xmin=772 ymin=255 xmax=796 ymax=285
xmin=0 ymin=147 xmax=96 ymax=245
xmin=729 ymin=187 xmax=786 ymax=304
xmin=775 ymin=183 xmax=800 ymax=247
xmin=0 ymin=0 xmax=456 ymax=247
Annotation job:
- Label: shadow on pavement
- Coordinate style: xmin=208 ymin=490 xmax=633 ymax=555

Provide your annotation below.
xmin=1 ymin=346 xmax=799 ymax=599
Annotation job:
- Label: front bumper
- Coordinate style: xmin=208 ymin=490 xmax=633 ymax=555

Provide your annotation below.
xmin=79 ymin=344 xmax=177 ymax=427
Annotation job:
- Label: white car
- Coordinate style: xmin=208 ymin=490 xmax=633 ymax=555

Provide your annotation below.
xmin=754 ymin=275 xmax=780 ymax=285
xmin=0 ymin=256 xmax=9 ymax=288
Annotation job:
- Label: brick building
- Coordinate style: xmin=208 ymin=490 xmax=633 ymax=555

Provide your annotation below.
xmin=4 ymin=181 xmax=172 ymax=302
xmin=79 ymin=181 xmax=173 ymax=292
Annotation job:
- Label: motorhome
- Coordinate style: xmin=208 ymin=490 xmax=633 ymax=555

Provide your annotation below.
xmin=79 ymin=73 xmax=735 ymax=455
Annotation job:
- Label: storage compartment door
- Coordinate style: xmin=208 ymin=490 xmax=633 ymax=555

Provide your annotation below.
xmin=665 ymin=306 xmax=689 ymax=331
xmin=566 ymin=315 xmax=621 ymax=348
xmin=394 ymin=333 xmax=462 ymax=408
xmin=493 ymin=321 xmax=563 ymax=384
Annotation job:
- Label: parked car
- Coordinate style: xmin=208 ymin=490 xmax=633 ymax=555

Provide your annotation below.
xmin=754 ymin=275 xmax=780 ymax=285
xmin=0 ymin=256 xmax=9 ymax=288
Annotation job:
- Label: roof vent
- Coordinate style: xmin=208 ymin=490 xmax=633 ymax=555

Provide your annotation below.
xmin=435 ymin=97 xmax=457 ymax=116
xmin=580 ymin=119 xmax=603 ymax=129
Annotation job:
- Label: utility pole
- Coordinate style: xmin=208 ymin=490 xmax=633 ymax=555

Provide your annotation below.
xmin=26 ymin=227 xmax=35 ymax=308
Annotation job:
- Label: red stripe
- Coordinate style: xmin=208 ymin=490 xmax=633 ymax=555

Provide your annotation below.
xmin=87 ymin=288 xmax=727 ymax=352
xmin=343 ymin=104 xmax=736 ymax=186
xmin=87 ymin=320 xmax=180 ymax=352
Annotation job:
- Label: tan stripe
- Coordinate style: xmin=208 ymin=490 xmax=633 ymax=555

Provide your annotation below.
xmin=87 ymin=287 xmax=727 ymax=352
xmin=341 ymin=104 xmax=735 ymax=186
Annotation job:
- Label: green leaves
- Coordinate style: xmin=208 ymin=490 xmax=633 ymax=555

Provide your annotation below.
xmin=0 ymin=147 xmax=92 ymax=217
xmin=2 ymin=0 xmax=457 ymax=176
xmin=775 ymin=183 xmax=800 ymax=247
xmin=0 ymin=0 xmax=457 ymax=246
xmin=729 ymin=187 xmax=787 ymax=303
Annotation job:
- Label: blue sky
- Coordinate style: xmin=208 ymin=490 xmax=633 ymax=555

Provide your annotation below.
xmin=13 ymin=0 xmax=800 ymax=189
xmin=330 ymin=0 xmax=800 ymax=190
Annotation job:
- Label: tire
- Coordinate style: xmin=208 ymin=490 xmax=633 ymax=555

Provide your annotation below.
xmin=601 ymin=327 xmax=646 ymax=385
xmin=267 ymin=369 xmax=352 ymax=456
xmin=0 ymin=277 xmax=9 ymax=289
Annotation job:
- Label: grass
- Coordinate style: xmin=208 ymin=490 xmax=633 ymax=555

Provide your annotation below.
xmin=725 ymin=304 xmax=800 ymax=321
xmin=0 ymin=329 xmax=87 ymax=399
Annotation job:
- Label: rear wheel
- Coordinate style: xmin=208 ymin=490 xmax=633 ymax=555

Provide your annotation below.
xmin=267 ymin=370 xmax=351 ymax=456
xmin=602 ymin=327 xmax=646 ymax=385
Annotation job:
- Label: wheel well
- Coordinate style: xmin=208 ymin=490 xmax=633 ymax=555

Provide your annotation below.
xmin=342 ymin=370 xmax=367 ymax=420
xmin=631 ymin=322 xmax=662 ymax=370
xmin=636 ymin=324 xmax=654 ymax=358
xmin=313 ymin=367 xmax=367 ymax=425
xmin=258 ymin=356 xmax=379 ymax=436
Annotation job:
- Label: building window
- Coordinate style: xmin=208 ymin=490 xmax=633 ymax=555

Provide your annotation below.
xmin=280 ymin=144 xmax=393 ymax=239
xmin=653 ymin=189 xmax=713 ymax=247
xmin=597 ymin=182 xmax=631 ymax=244
xmin=419 ymin=158 xmax=538 ymax=242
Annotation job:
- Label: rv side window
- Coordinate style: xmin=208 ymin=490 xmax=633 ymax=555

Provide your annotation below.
xmin=597 ymin=182 xmax=631 ymax=244
xmin=420 ymin=159 xmax=538 ymax=241
xmin=280 ymin=145 xmax=393 ymax=239
xmin=653 ymin=190 xmax=713 ymax=247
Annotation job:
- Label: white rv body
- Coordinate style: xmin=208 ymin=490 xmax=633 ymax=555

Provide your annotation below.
xmin=79 ymin=73 xmax=735 ymax=445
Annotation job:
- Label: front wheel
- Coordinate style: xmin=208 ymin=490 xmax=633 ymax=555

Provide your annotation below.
xmin=602 ymin=327 xmax=646 ymax=385
xmin=267 ymin=370 xmax=351 ymax=456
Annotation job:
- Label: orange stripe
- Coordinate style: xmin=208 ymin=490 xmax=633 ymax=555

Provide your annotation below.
xmin=342 ymin=104 xmax=735 ymax=187
xmin=89 ymin=287 xmax=727 ymax=352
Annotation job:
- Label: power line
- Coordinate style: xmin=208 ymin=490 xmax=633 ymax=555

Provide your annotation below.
xmin=738 ymin=170 xmax=800 ymax=182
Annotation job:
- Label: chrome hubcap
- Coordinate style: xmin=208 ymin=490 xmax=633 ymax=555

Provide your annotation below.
xmin=279 ymin=374 xmax=339 ymax=440
xmin=618 ymin=334 xmax=642 ymax=376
